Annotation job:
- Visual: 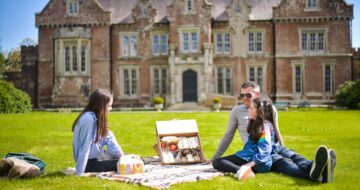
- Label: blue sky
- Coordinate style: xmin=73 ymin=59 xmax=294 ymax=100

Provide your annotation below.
xmin=0 ymin=0 xmax=359 ymax=52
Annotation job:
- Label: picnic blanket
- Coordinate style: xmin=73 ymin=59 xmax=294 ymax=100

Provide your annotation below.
xmin=64 ymin=157 xmax=225 ymax=189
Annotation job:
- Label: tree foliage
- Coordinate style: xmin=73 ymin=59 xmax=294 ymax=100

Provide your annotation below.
xmin=6 ymin=48 xmax=21 ymax=72
xmin=335 ymin=79 xmax=360 ymax=109
xmin=0 ymin=80 xmax=32 ymax=113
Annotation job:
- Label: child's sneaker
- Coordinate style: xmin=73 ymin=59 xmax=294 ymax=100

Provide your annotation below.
xmin=322 ymin=149 xmax=336 ymax=183
xmin=235 ymin=165 xmax=255 ymax=181
xmin=310 ymin=145 xmax=328 ymax=181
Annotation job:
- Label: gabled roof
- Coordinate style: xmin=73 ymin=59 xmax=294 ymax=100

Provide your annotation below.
xmin=97 ymin=0 xmax=282 ymax=24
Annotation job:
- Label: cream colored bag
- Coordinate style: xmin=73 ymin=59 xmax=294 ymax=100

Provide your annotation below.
xmin=117 ymin=155 xmax=144 ymax=175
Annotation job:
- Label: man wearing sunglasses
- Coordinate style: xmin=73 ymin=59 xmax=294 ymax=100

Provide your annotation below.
xmin=212 ymin=81 xmax=335 ymax=183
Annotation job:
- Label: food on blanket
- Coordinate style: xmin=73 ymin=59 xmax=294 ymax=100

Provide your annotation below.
xmin=169 ymin=144 xmax=177 ymax=151
xmin=186 ymin=153 xmax=194 ymax=162
xmin=117 ymin=155 xmax=144 ymax=175
xmin=161 ymin=142 xmax=166 ymax=148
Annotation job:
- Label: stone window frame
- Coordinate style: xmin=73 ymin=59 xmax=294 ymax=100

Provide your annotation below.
xmin=299 ymin=28 xmax=327 ymax=54
xmin=66 ymin=0 xmax=79 ymax=16
xmin=119 ymin=65 xmax=139 ymax=98
xmin=216 ymin=66 xmax=233 ymax=95
xmin=55 ymin=39 xmax=91 ymax=76
xmin=246 ymin=29 xmax=265 ymax=55
xmin=214 ymin=31 xmax=231 ymax=55
xmin=178 ymin=27 xmax=200 ymax=54
xmin=120 ymin=32 xmax=138 ymax=58
xmin=246 ymin=63 xmax=267 ymax=92
xmin=305 ymin=0 xmax=320 ymax=11
xmin=150 ymin=65 xmax=168 ymax=96
xmin=184 ymin=0 xmax=195 ymax=14
xmin=151 ymin=31 xmax=168 ymax=56
xmin=322 ymin=62 xmax=335 ymax=95
xmin=291 ymin=61 xmax=305 ymax=95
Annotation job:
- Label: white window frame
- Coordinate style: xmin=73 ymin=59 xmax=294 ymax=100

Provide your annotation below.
xmin=299 ymin=29 xmax=327 ymax=54
xmin=66 ymin=0 xmax=79 ymax=16
xmin=216 ymin=66 xmax=232 ymax=95
xmin=119 ymin=66 xmax=139 ymax=98
xmin=179 ymin=27 xmax=200 ymax=53
xmin=305 ymin=0 xmax=320 ymax=11
xmin=247 ymin=29 xmax=265 ymax=54
xmin=152 ymin=32 xmax=168 ymax=56
xmin=55 ymin=39 xmax=90 ymax=76
xmin=151 ymin=66 xmax=168 ymax=96
xmin=323 ymin=62 xmax=335 ymax=95
xmin=214 ymin=31 xmax=231 ymax=55
xmin=291 ymin=61 xmax=305 ymax=95
xmin=246 ymin=64 xmax=267 ymax=92
xmin=120 ymin=32 xmax=138 ymax=57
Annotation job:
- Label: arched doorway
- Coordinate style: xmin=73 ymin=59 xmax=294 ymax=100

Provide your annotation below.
xmin=182 ymin=69 xmax=197 ymax=102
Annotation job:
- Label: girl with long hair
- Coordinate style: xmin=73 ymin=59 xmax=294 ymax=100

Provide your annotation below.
xmin=72 ymin=89 xmax=124 ymax=175
xmin=212 ymin=96 xmax=280 ymax=180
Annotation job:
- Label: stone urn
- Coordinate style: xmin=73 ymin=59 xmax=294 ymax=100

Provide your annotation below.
xmin=213 ymin=103 xmax=222 ymax=112
xmin=154 ymin=103 xmax=163 ymax=112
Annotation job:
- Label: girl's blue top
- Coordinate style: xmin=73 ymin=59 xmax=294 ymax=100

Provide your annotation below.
xmin=72 ymin=112 xmax=122 ymax=175
xmin=235 ymin=121 xmax=277 ymax=173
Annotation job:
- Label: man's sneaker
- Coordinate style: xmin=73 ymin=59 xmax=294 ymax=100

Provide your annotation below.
xmin=310 ymin=145 xmax=328 ymax=181
xmin=322 ymin=149 xmax=336 ymax=183
xmin=235 ymin=165 xmax=255 ymax=181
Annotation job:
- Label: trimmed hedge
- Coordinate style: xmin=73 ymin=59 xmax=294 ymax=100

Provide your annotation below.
xmin=0 ymin=80 xmax=32 ymax=113
xmin=335 ymin=79 xmax=360 ymax=110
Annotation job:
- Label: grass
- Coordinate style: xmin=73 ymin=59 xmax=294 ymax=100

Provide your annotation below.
xmin=0 ymin=110 xmax=359 ymax=189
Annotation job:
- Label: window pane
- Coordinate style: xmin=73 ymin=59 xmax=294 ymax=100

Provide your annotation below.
xmin=191 ymin=32 xmax=198 ymax=51
xmin=161 ymin=34 xmax=168 ymax=55
xmin=183 ymin=33 xmax=189 ymax=51
xmin=318 ymin=33 xmax=324 ymax=51
xmin=217 ymin=68 xmax=223 ymax=94
xmin=301 ymin=33 xmax=307 ymax=51
xmin=248 ymin=33 xmax=254 ymax=52
xmin=249 ymin=67 xmax=255 ymax=81
xmin=65 ymin=47 xmax=70 ymax=72
xmin=257 ymin=67 xmax=263 ymax=91
xmin=310 ymin=33 xmax=316 ymax=51
xmin=153 ymin=34 xmax=159 ymax=55
xmin=224 ymin=33 xmax=230 ymax=53
xmin=295 ymin=66 xmax=302 ymax=93
xmin=130 ymin=35 xmax=137 ymax=56
xmin=122 ymin=35 xmax=129 ymax=56
xmin=256 ymin=32 xmax=262 ymax=52
xmin=124 ymin=69 xmax=130 ymax=95
xmin=72 ymin=46 xmax=77 ymax=71
xmin=216 ymin=33 xmax=222 ymax=54
xmin=325 ymin=65 xmax=331 ymax=92
xmin=131 ymin=69 xmax=137 ymax=95
xmin=161 ymin=68 xmax=167 ymax=94
xmin=187 ymin=0 xmax=192 ymax=11
xmin=81 ymin=46 xmax=86 ymax=72
xmin=154 ymin=69 xmax=160 ymax=94
xmin=225 ymin=68 xmax=231 ymax=94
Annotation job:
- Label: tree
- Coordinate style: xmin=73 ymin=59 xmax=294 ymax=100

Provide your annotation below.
xmin=336 ymin=79 xmax=360 ymax=109
xmin=0 ymin=52 xmax=6 ymax=79
xmin=6 ymin=48 xmax=21 ymax=72
xmin=20 ymin=38 xmax=37 ymax=46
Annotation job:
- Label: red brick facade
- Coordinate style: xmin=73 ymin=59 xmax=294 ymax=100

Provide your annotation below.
xmin=34 ymin=0 xmax=354 ymax=107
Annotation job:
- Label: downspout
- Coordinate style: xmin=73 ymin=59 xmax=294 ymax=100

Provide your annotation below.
xmin=272 ymin=19 xmax=277 ymax=102
xmin=350 ymin=19 xmax=354 ymax=80
xmin=109 ymin=24 xmax=113 ymax=92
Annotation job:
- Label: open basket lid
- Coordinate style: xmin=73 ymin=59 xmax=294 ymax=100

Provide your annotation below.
xmin=156 ymin=119 xmax=198 ymax=135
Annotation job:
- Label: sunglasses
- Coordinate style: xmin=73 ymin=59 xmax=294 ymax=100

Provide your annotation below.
xmin=238 ymin=93 xmax=252 ymax=99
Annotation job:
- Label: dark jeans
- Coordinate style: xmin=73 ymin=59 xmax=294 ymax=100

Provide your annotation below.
xmin=212 ymin=154 xmax=248 ymax=173
xmin=85 ymin=159 xmax=118 ymax=173
xmin=271 ymin=145 xmax=312 ymax=180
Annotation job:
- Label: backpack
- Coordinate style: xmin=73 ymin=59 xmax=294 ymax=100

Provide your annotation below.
xmin=5 ymin=152 xmax=46 ymax=174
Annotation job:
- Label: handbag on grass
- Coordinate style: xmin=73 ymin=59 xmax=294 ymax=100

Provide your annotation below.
xmin=117 ymin=154 xmax=144 ymax=175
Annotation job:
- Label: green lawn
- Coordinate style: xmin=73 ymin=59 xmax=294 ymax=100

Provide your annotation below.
xmin=0 ymin=110 xmax=359 ymax=189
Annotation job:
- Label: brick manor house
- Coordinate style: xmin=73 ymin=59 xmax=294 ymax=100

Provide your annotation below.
xmin=33 ymin=0 xmax=354 ymax=107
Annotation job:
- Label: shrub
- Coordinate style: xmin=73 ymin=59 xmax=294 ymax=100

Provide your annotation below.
xmin=213 ymin=97 xmax=221 ymax=104
xmin=0 ymin=80 xmax=32 ymax=113
xmin=335 ymin=79 xmax=360 ymax=109
xmin=153 ymin=96 xmax=164 ymax=104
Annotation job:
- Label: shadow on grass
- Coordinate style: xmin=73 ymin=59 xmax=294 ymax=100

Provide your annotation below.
xmin=41 ymin=171 xmax=66 ymax=178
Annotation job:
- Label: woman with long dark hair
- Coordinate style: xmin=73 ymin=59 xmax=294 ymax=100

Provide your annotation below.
xmin=212 ymin=96 xmax=280 ymax=180
xmin=72 ymin=89 xmax=124 ymax=175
